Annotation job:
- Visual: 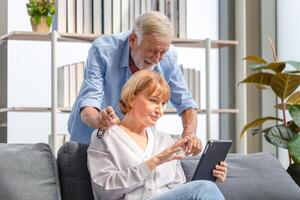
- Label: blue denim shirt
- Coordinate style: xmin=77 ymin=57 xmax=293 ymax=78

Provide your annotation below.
xmin=68 ymin=32 xmax=198 ymax=143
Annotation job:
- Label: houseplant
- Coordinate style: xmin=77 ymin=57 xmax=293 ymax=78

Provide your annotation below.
xmin=240 ymin=39 xmax=300 ymax=186
xmin=26 ymin=0 xmax=56 ymax=32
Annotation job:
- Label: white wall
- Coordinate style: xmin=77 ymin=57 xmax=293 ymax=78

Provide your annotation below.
xmin=156 ymin=0 xmax=220 ymax=144
xmin=277 ymin=0 xmax=300 ymax=168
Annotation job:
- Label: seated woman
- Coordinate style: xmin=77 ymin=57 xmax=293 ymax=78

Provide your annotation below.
xmin=87 ymin=70 xmax=227 ymax=200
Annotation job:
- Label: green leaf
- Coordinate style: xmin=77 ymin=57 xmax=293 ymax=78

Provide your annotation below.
xmin=248 ymin=64 xmax=268 ymax=71
xmin=287 ymin=120 xmax=300 ymax=133
xmin=239 ymin=72 xmax=273 ymax=87
xmin=274 ymin=103 xmax=288 ymax=110
xmin=33 ymin=15 xmax=41 ymax=25
xmin=266 ymin=62 xmax=286 ymax=73
xmin=289 ymin=105 xmax=300 ymax=128
xmin=287 ymin=91 xmax=300 ymax=105
xmin=264 ymin=125 xmax=297 ymax=149
xmin=251 ymin=126 xmax=272 ymax=136
xmin=46 ymin=16 xmax=52 ymax=27
xmin=288 ymin=134 xmax=300 ymax=165
xmin=286 ymin=61 xmax=300 ymax=71
xmin=244 ymin=55 xmax=267 ymax=64
xmin=240 ymin=116 xmax=283 ymax=137
xmin=270 ymin=73 xmax=300 ymax=100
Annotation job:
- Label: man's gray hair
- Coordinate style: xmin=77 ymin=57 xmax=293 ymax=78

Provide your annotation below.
xmin=132 ymin=11 xmax=174 ymax=42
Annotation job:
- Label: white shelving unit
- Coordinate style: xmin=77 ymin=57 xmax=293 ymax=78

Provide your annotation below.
xmin=0 ymin=31 xmax=238 ymax=151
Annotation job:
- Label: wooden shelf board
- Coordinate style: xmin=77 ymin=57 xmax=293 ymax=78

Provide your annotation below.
xmin=0 ymin=31 xmax=101 ymax=43
xmin=0 ymin=107 xmax=238 ymax=114
xmin=172 ymin=38 xmax=238 ymax=48
xmin=1 ymin=32 xmax=238 ymax=48
xmin=165 ymin=108 xmax=239 ymax=114
xmin=0 ymin=107 xmax=70 ymax=113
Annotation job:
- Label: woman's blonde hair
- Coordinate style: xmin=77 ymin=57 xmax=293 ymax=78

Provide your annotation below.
xmin=132 ymin=11 xmax=174 ymax=43
xmin=119 ymin=70 xmax=170 ymax=114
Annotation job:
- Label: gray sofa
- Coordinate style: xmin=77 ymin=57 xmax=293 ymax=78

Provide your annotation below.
xmin=1 ymin=142 xmax=300 ymax=200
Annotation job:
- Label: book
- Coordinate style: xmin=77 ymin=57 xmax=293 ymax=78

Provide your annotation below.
xmin=69 ymin=64 xmax=76 ymax=107
xmin=194 ymin=70 xmax=201 ymax=107
xmin=121 ymin=0 xmax=130 ymax=32
xmin=54 ymin=0 xmax=67 ymax=33
xmin=158 ymin=0 xmax=165 ymax=13
xmin=83 ymin=0 xmax=93 ymax=34
xmin=75 ymin=62 xmax=84 ymax=96
xmin=57 ymin=65 xmax=70 ymax=108
xmin=140 ymin=0 xmax=146 ymax=14
xmin=178 ymin=0 xmax=187 ymax=38
xmin=75 ymin=0 xmax=83 ymax=33
xmin=129 ymin=0 xmax=135 ymax=29
xmin=67 ymin=0 xmax=76 ymax=33
xmin=103 ymin=0 xmax=112 ymax=34
xmin=93 ymin=0 xmax=102 ymax=34
xmin=134 ymin=0 xmax=141 ymax=20
xmin=112 ymin=0 xmax=121 ymax=33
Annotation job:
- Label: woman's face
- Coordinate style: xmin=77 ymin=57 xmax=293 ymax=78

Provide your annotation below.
xmin=127 ymin=89 xmax=167 ymax=127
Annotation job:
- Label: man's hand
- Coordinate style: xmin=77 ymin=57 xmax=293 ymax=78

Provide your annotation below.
xmin=80 ymin=106 xmax=119 ymax=130
xmin=180 ymin=108 xmax=201 ymax=156
xmin=182 ymin=133 xmax=202 ymax=156
xmin=97 ymin=106 xmax=120 ymax=131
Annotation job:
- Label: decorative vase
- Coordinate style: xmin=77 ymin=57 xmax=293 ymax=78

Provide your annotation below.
xmin=287 ymin=163 xmax=300 ymax=187
xmin=30 ymin=16 xmax=51 ymax=33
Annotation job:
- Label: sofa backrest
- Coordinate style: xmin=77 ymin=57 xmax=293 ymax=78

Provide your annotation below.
xmin=57 ymin=142 xmax=93 ymax=200
xmin=0 ymin=143 xmax=61 ymax=200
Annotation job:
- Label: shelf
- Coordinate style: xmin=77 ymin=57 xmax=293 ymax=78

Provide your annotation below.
xmin=0 ymin=31 xmax=101 ymax=43
xmin=172 ymin=38 xmax=238 ymax=48
xmin=0 ymin=107 xmax=71 ymax=113
xmin=164 ymin=108 xmax=239 ymax=114
xmin=0 ymin=107 xmax=238 ymax=114
xmin=0 ymin=31 xmax=238 ymax=47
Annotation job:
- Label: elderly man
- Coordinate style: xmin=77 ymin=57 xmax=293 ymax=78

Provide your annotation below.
xmin=68 ymin=11 xmax=201 ymax=155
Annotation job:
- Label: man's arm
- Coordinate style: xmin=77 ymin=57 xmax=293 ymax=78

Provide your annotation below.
xmin=181 ymin=108 xmax=202 ymax=156
xmin=81 ymin=106 xmax=119 ymax=130
xmin=181 ymin=108 xmax=198 ymax=136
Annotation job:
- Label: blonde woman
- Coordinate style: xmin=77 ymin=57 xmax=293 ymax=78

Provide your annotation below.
xmin=88 ymin=70 xmax=227 ymax=200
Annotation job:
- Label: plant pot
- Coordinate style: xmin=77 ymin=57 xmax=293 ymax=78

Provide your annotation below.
xmin=287 ymin=163 xmax=300 ymax=187
xmin=30 ymin=16 xmax=51 ymax=33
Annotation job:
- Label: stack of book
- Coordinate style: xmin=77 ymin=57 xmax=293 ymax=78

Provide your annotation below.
xmin=57 ymin=62 xmax=85 ymax=108
xmin=53 ymin=0 xmax=187 ymax=38
xmin=166 ymin=65 xmax=201 ymax=111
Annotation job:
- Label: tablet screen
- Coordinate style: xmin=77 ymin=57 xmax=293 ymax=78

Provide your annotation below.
xmin=191 ymin=140 xmax=232 ymax=182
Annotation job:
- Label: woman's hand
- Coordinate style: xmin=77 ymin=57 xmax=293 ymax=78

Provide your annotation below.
xmin=146 ymin=137 xmax=189 ymax=171
xmin=213 ymin=161 xmax=228 ymax=182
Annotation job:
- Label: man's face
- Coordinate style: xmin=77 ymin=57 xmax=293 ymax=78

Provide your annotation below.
xmin=129 ymin=33 xmax=171 ymax=70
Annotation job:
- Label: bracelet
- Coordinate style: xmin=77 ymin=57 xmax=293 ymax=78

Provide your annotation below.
xmin=96 ymin=128 xmax=105 ymax=139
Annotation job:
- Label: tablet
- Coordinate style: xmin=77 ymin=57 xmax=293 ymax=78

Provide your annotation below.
xmin=191 ymin=140 xmax=232 ymax=182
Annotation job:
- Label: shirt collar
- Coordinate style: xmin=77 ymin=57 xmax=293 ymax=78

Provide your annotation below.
xmin=120 ymin=33 xmax=131 ymax=68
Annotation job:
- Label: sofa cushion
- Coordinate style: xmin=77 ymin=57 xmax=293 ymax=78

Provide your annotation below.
xmin=57 ymin=142 xmax=93 ymax=200
xmin=181 ymin=152 xmax=300 ymax=200
xmin=0 ymin=143 xmax=61 ymax=200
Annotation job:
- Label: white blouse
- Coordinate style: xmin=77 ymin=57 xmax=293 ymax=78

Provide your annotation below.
xmin=87 ymin=125 xmax=186 ymax=200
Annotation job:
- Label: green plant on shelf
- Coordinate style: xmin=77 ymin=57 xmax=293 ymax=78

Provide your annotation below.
xmin=26 ymin=0 xmax=56 ymax=27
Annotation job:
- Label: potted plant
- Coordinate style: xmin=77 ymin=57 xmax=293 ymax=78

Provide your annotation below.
xmin=26 ymin=0 xmax=56 ymax=32
xmin=240 ymin=39 xmax=300 ymax=186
